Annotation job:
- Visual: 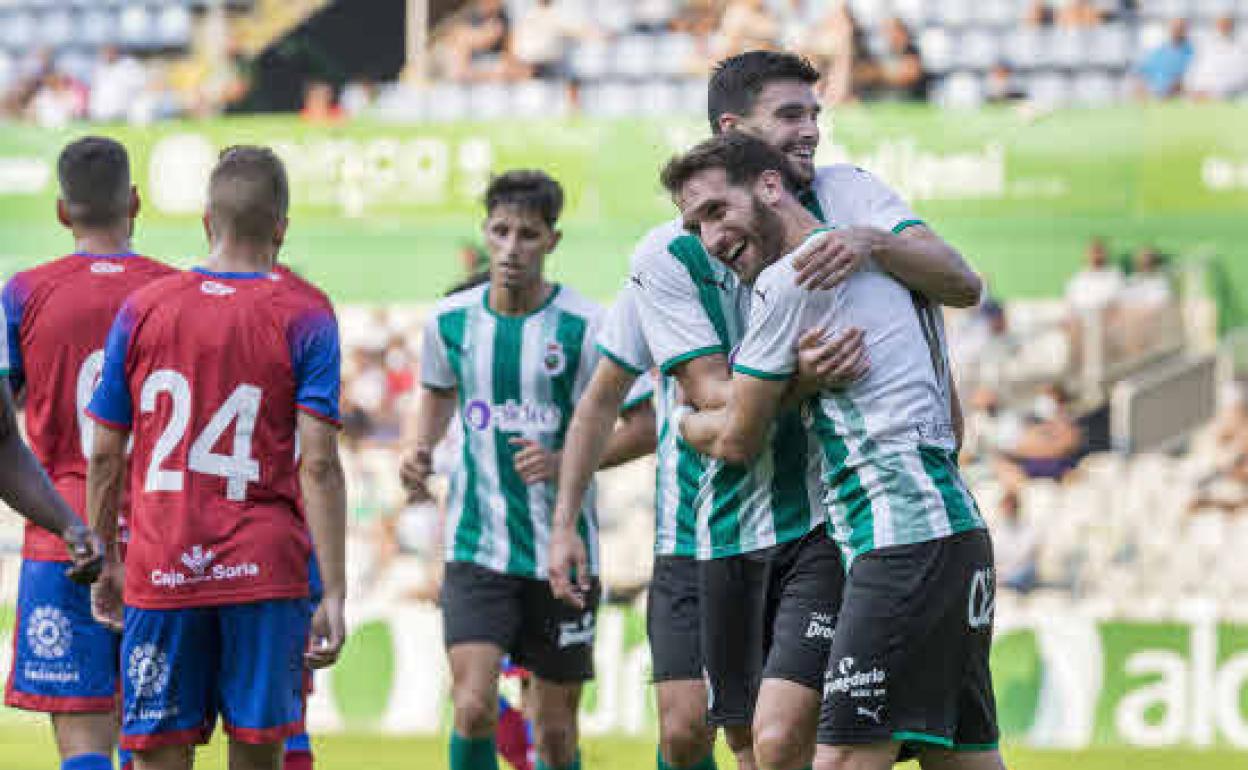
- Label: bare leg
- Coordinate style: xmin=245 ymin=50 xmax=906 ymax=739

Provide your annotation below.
xmin=812 ymin=742 xmax=899 ymax=770
xmin=133 ymin=744 xmax=194 ymax=770
xmin=752 ymin=678 xmax=820 ymax=770
xmin=449 ymin=642 xmax=506 ymax=739
xmin=529 ymin=676 xmax=583 ymax=769
xmin=228 ymin=739 xmax=282 ymax=770
xmin=656 ymin=679 xmax=716 ymax=767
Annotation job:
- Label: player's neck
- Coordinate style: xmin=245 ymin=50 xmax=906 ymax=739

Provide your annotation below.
xmin=489 ymin=278 xmax=553 ymax=316
xmin=778 ymin=202 xmax=824 ymax=256
xmin=206 ymin=238 xmax=277 ymax=274
xmin=72 ymin=225 xmax=132 ymax=256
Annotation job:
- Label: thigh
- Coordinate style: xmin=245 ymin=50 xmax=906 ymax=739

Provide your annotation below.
xmin=441 ymin=561 xmax=524 ymax=653
xmin=515 ymin=575 xmax=600 ymax=683
xmin=699 ymin=552 xmax=769 ymax=727
xmin=6 ymin=559 xmax=121 ymax=713
xmin=647 ymin=556 xmax=703 ymax=684
xmin=119 ymin=606 xmax=216 ymax=753
xmin=763 ymin=531 xmax=846 ymax=693
xmin=216 ymin=599 xmax=312 ymax=745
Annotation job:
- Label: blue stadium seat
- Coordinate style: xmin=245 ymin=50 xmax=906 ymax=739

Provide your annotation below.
xmin=1144 ymin=0 xmax=1192 ymax=20
xmin=54 ymin=48 xmax=91 ymax=82
xmin=79 ymin=8 xmax=119 ymax=47
xmin=155 ymin=5 xmax=191 ymax=48
xmin=959 ymin=28 xmax=1000 ymax=70
xmin=1052 ymin=28 xmax=1090 ymax=69
xmin=635 ymin=79 xmax=682 ymax=116
xmin=976 ymin=0 xmax=1016 ymax=27
xmin=117 ymin=4 xmax=154 ymax=48
xmin=1089 ymin=23 xmax=1132 ymax=69
xmin=612 ymin=34 xmax=655 ymax=79
xmin=1005 ymin=27 xmax=1050 ymax=70
xmin=569 ymin=39 xmax=609 ymax=81
xmin=1028 ymin=71 xmax=1071 ymax=106
xmin=930 ymin=0 xmax=973 ymax=28
xmin=4 ymin=11 xmax=37 ymax=51
xmin=654 ymin=32 xmax=695 ymax=78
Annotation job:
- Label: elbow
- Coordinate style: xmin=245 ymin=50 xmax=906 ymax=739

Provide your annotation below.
xmin=714 ymin=436 xmax=761 ymax=467
xmin=300 ymin=454 xmax=344 ymax=486
xmin=948 ymin=267 xmax=984 ymax=309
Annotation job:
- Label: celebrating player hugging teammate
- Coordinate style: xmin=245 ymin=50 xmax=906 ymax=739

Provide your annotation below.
xmin=666 ymin=132 xmax=1004 ymax=770
xmin=551 ymin=50 xmax=984 ymax=770
xmin=399 ymin=169 xmax=655 ymax=770
xmin=84 ymin=146 xmax=348 ymax=770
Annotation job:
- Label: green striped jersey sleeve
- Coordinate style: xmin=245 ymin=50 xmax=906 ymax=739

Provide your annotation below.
xmin=732 ymin=264 xmax=805 ymax=381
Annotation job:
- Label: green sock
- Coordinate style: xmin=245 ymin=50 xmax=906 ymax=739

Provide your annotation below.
xmin=657 ymin=747 xmax=718 ymax=770
xmin=535 ymin=752 xmax=581 ymax=770
xmin=449 ymin=733 xmax=499 ymax=770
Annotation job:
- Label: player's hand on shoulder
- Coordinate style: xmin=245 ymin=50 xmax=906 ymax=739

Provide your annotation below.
xmin=792 ymin=227 xmax=883 ymax=290
xmin=62 ymin=522 xmax=104 ymax=585
xmin=548 ymin=525 xmax=590 ymax=610
xmin=509 ymin=438 xmax=559 ymax=485
xmin=400 ymin=446 xmax=434 ymax=502
xmin=797 ymin=326 xmax=869 ymax=392
xmin=305 ymin=591 xmax=346 ymax=669
xmin=90 ymin=557 xmax=124 ymax=633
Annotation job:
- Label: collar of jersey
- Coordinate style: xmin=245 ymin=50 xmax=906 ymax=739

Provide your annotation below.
xmin=482 ymin=283 xmax=561 ymax=320
xmin=73 ymin=251 xmax=138 ymax=259
xmin=192 ymin=267 xmax=271 ymax=280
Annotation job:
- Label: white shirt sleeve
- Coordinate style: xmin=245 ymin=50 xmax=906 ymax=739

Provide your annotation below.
xmin=596 ymin=284 xmax=654 ymax=376
xmin=419 ymin=312 xmax=455 ymax=390
xmin=632 ymin=232 xmax=730 ymax=374
xmin=826 ymin=166 xmax=923 ymax=234
xmin=732 ymin=264 xmax=808 ymax=381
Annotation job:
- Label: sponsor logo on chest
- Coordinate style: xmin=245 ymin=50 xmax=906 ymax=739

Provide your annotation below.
xmin=463 ymin=399 xmax=562 ymax=433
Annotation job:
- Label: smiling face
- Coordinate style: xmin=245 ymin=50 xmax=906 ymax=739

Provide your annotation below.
xmin=482 ymin=203 xmax=559 ymax=292
xmin=728 ymin=79 xmax=821 ymax=187
xmin=676 ymin=167 xmax=787 ymax=285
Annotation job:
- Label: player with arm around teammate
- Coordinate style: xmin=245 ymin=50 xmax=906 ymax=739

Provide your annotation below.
xmin=398 ymin=170 xmax=654 ymax=770
xmin=668 ymin=132 xmax=1003 ymax=770
xmin=85 ymin=146 xmax=348 ymax=770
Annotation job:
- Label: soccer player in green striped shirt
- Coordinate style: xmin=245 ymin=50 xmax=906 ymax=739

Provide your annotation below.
xmin=670 ymin=133 xmax=1003 ymax=770
xmin=401 ymin=171 xmax=655 ymax=770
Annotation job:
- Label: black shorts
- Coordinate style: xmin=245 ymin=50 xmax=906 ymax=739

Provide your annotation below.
xmin=440 ymin=560 xmax=600 ymax=683
xmin=700 ymin=527 xmax=846 ymax=727
xmin=818 ymin=528 xmax=999 ymax=754
xmin=647 ymin=555 xmax=703 ymax=683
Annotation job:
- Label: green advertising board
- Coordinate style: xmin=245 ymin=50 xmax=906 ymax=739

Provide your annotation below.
xmin=0 ymin=104 xmax=1245 ymax=325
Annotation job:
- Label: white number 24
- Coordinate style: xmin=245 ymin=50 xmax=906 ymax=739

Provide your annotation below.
xmin=139 ymin=370 xmax=262 ymax=502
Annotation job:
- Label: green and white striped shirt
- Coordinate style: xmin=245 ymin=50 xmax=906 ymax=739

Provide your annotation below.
xmin=597 ymin=285 xmax=700 ymax=558
xmin=421 ymin=284 xmax=650 ymax=578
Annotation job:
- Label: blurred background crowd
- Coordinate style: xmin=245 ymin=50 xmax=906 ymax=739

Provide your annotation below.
xmin=3 ymin=0 xmax=1248 ymax=127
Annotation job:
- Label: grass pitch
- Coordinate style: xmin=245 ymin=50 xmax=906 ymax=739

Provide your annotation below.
xmin=0 ymin=723 xmax=1241 ymax=770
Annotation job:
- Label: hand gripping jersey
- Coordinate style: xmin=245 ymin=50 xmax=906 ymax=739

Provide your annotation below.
xmin=734 ymin=232 xmax=985 ymax=561
xmin=596 ymin=284 xmax=700 ymax=558
xmin=87 ymin=268 xmax=342 ymax=609
xmin=2 ymin=253 xmax=176 ymax=561
xmin=421 ymin=283 xmax=651 ymax=579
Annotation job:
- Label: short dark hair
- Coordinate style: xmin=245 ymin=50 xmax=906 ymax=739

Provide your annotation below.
xmin=57 ymin=136 xmax=131 ymax=227
xmin=660 ymin=132 xmax=803 ymax=199
xmin=707 ymin=51 xmax=820 ymax=133
xmin=208 ymin=145 xmax=289 ymax=242
xmin=483 ymin=170 xmax=564 ymax=227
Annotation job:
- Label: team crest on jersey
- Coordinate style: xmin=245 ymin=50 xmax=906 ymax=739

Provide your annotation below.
xmin=543 ymin=342 xmax=566 ymax=375
xmin=127 ymin=643 xmax=170 ymax=698
xmin=26 ymin=605 xmax=72 ymax=660
xmin=200 ymin=280 xmax=236 ymax=296
xmin=90 ymin=261 xmax=124 ymax=274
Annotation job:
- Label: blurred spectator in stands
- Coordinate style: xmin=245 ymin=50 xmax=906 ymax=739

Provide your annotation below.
xmin=442 ymin=0 xmax=512 ymax=82
xmin=1066 ymin=237 xmax=1125 ymax=315
xmin=1119 ymin=245 xmax=1173 ymax=310
xmin=1055 ymin=0 xmax=1105 ymax=28
xmin=995 ymin=383 xmax=1085 ymax=489
xmin=88 ymin=45 xmax=147 ymax=123
xmin=2 ymin=47 xmax=53 ymax=117
xmin=954 ymin=300 xmax=1020 ymax=400
xmin=1188 ymin=451 xmax=1248 ymax=515
xmin=711 ymin=0 xmax=781 ymax=60
xmin=792 ymin=1 xmax=861 ymax=105
xmin=300 ymin=80 xmax=345 ymax=124
xmin=510 ymin=0 xmax=595 ymax=80
xmin=633 ymin=0 xmax=679 ymax=34
xmin=1133 ymin=17 xmax=1193 ymax=99
xmin=992 ymin=490 xmax=1040 ymax=594
xmin=856 ymin=18 xmax=928 ymax=101
xmin=340 ymin=79 xmax=377 ymax=117
xmin=29 ymin=72 xmax=85 ymax=128
xmin=189 ymin=33 xmax=254 ymax=117
xmin=1024 ymin=1 xmax=1055 ymax=27
xmin=1185 ymin=15 xmax=1248 ymax=101
xmin=458 ymin=242 xmax=487 ymax=278
xmin=672 ymin=0 xmax=724 ymax=38
xmin=986 ymin=62 xmax=1028 ymax=103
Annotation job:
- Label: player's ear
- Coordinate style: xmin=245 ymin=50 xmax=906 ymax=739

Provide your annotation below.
xmin=56 ymin=198 xmax=72 ymax=230
xmin=548 ymin=228 xmax=562 ymax=253
xmin=128 ymin=185 xmax=140 ymax=220
xmin=756 ymin=170 xmax=784 ymax=205
xmin=717 ymin=112 xmax=740 ymax=134
xmin=201 ymin=212 xmax=213 ymax=244
xmin=273 ymin=218 xmax=288 ymax=249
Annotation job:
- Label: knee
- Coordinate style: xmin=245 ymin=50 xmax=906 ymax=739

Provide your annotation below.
xmin=754 ymin=721 xmax=805 ymax=769
xmin=723 ymin=724 xmax=753 ymax=754
xmin=813 ymin=746 xmax=856 ymax=770
xmin=452 ymin=690 xmax=497 ymax=737
xmin=533 ymin=718 xmax=578 ymax=767
xmin=659 ymin=711 xmax=712 ymax=767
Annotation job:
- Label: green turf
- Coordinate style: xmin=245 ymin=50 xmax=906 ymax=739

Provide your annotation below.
xmin=0 ymin=724 xmax=1241 ymax=770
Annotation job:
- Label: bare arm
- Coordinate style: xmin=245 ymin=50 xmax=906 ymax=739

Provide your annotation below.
xmin=670 ymin=353 xmax=732 ymax=411
xmin=681 ymin=376 xmax=790 ymax=466
xmin=600 ymin=398 xmax=656 ymax=469
xmin=298 ymin=413 xmax=348 ymax=668
xmin=399 ymin=385 xmax=457 ymax=500
xmin=85 ymin=423 xmax=128 ymax=551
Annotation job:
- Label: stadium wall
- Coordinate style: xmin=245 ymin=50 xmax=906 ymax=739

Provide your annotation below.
xmin=0 ymin=104 xmax=1244 ymax=326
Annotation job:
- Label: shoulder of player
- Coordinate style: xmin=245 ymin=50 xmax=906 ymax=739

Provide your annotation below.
xmin=429 ymin=282 xmax=487 ymax=319
xmin=628 ymin=219 xmax=690 ymax=273
xmin=549 ymin=284 xmax=603 ymax=323
xmin=754 ymin=256 xmax=802 ymax=298
xmin=129 ymin=270 xmax=197 ymax=304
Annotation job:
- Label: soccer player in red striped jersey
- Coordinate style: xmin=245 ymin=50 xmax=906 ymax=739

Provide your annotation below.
xmin=86 ymin=146 xmax=347 ymax=770
xmin=3 ymin=136 xmax=171 ymax=770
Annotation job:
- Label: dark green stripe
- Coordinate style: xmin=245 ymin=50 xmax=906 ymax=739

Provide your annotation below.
xmin=952 ymin=743 xmax=1000 ymax=752
xmin=708 ymin=463 xmax=745 ymax=554
xmin=492 ymin=316 xmax=533 ymax=575
xmin=552 ymin=312 xmax=588 ymax=447
xmin=810 ymin=406 xmax=874 ymax=554
xmin=732 ymin=363 xmax=790 ymax=382
xmin=622 ymin=392 xmax=651 ymax=412
xmin=893 ymin=731 xmax=954 ymax=749
xmin=798 ymin=187 xmax=827 ymax=222
xmin=892 ymin=219 xmax=925 ymax=234
xmin=918 ymin=445 xmax=981 ymax=533
xmin=659 ymin=345 xmax=726 ymax=375
xmin=667 ymin=235 xmax=731 ymax=349
xmin=769 ymin=411 xmax=813 ymax=544
xmin=673 ymin=441 xmax=703 ymax=556
xmin=440 ymin=310 xmax=481 ymax=563
xmin=596 ymin=342 xmax=644 ymax=377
